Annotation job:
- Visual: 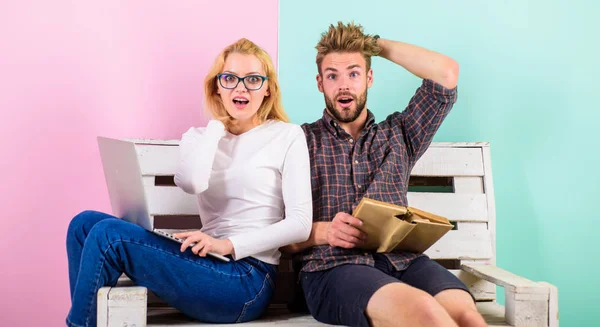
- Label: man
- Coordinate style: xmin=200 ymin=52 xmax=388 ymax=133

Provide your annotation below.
xmin=283 ymin=22 xmax=487 ymax=327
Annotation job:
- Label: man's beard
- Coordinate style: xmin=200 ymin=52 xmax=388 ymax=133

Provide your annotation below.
xmin=324 ymin=89 xmax=368 ymax=123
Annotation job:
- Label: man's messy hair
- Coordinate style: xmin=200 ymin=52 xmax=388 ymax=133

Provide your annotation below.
xmin=315 ymin=21 xmax=381 ymax=75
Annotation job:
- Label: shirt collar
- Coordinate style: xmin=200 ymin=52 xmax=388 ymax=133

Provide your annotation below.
xmin=321 ymin=109 xmax=376 ymax=137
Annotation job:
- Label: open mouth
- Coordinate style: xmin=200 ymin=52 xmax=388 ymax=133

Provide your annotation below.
xmin=337 ymin=96 xmax=354 ymax=108
xmin=233 ymin=97 xmax=249 ymax=108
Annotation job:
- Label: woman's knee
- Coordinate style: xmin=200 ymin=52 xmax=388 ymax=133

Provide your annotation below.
xmin=67 ymin=210 xmax=112 ymax=237
xmin=87 ymin=218 xmax=130 ymax=240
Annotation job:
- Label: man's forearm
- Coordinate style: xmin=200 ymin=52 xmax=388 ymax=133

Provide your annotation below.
xmin=281 ymin=222 xmax=329 ymax=254
xmin=377 ymin=38 xmax=459 ymax=89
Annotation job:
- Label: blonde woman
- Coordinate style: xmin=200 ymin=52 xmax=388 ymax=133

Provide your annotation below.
xmin=65 ymin=38 xmax=312 ymax=326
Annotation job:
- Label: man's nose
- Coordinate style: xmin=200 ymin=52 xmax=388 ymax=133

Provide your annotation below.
xmin=337 ymin=76 xmax=350 ymax=91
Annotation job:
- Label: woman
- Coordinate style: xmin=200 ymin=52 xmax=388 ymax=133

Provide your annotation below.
xmin=66 ymin=38 xmax=312 ymax=326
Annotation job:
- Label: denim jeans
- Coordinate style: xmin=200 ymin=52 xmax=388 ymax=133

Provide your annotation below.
xmin=66 ymin=210 xmax=277 ymax=327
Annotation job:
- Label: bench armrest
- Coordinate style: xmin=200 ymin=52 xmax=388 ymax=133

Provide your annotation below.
xmin=461 ymin=264 xmax=558 ymax=327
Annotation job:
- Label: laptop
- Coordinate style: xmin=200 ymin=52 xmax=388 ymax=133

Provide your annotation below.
xmin=97 ymin=136 xmax=230 ymax=262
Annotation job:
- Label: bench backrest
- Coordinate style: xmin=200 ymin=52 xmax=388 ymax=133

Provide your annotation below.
xmin=109 ymin=139 xmax=497 ymax=303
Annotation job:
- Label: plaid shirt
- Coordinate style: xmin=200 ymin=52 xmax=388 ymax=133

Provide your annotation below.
xmin=299 ymin=79 xmax=457 ymax=272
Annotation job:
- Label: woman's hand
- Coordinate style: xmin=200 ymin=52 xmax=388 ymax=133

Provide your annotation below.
xmin=172 ymin=231 xmax=234 ymax=257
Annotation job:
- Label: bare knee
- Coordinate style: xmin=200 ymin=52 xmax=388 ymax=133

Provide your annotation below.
xmin=457 ymin=309 xmax=487 ymax=327
xmin=366 ymin=283 xmax=456 ymax=327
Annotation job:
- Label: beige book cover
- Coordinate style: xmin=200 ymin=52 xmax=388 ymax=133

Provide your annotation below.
xmin=352 ymin=198 xmax=453 ymax=253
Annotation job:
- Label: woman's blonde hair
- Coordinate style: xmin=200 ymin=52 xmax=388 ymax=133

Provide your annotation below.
xmin=204 ymin=38 xmax=288 ymax=127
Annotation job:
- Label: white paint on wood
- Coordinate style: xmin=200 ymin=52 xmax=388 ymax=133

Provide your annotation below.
xmin=456 ymin=222 xmax=489 ymax=232
xmin=429 ymin=142 xmax=491 ymax=148
xmin=411 ymin=147 xmax=485 ymax=176
xmin=539 ymin=282 xmax=559 ymax=327
xmin=142 ymin=176 xmax=155 ymax=186
xmin=425 ymin=230 xmax=493 ymax=260
xmin=482 ymin=146 xmax=497 ymax=265
xmin=144 ymin=304 xmax=513 ymax=326
xmin=145 ymin=186 xmax=198 ymax=215
xmin=106 ymin=287 xmax=148 ymax=327
xmin=475 ymin=302 xmax=511 ymax=327
xmin=135 ymin=144 xmax=180 ymax=176
xmin=450 ymin=269 xmax=496 ymax=301
xmin=97 ymin=287 xmax=110 ymax=327
xmin=126 ymin=138 xmax=180 ymax=146
xmin=461 ymin=264 xmax=549 ymax=295
xmin=505 ymin=289 xmax=549 ymax=327
xmin=407 ymin=193 xmax=489 ymax=222
xmin=453 ymin=176 xmax=484 ymax=193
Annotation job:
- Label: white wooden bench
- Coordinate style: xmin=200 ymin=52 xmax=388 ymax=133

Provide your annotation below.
xmin=97 ymin=140 xmax=559 ymax=327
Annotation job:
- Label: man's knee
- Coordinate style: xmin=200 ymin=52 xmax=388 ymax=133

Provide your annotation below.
xmin=367 ymin=283 xmax=452 ymax=327
xmin=456 ymin=308 xmax=487 ymax=327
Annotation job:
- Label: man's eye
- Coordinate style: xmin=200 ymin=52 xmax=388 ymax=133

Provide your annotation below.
xmin=327 ymin=74 xmax=336 ymax=80
xmin=350 ymin=72 xmax=358 ymax=77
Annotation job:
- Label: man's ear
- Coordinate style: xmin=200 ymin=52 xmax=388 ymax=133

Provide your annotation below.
xmin=367 ymin=69 xmax=374 ymax=88
xmin=316 ymin=74 xmax=324 ymax=93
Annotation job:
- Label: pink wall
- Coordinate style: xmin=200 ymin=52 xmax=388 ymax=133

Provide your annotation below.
xmin=0 ymin=1 xmax=278 ymax=325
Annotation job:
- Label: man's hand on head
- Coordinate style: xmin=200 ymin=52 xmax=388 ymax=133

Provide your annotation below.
xmin=327 ymin=212 xmax=367 ymax=248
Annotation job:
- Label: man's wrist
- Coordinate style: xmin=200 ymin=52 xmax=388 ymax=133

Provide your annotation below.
xmin=313 ymin=222 xmax=329 ymax=246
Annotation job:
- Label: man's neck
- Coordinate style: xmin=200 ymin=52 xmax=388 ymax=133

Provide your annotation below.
xmin=338 ymin=109 xmax=368 ymax=140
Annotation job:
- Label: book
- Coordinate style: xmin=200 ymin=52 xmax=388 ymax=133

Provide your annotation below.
xmin=351 ymin=197 xmax=453 ymax=253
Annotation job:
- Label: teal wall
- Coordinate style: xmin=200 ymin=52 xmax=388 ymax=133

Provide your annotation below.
xmin=279 ymin=1 xmax=599 ymax=326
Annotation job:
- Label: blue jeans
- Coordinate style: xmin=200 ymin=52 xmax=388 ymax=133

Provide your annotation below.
xmin=66 ymin=210 xmax=277 ymax=327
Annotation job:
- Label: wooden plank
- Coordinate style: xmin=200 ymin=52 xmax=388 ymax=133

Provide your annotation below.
xmin=429 ymin=142 xmax=490 ymax=148
xmin=538 ymin=282 xmax=559 ymax=327
xmin=461 ymin=264 xmax=549 ymax=295
xmin=425 ymin=230 xmax=493 ymax=260
xmin=407 ymin=193 xmax=488 ymax=222
xmin=146 ymin=304 xmax=510 ymax=326
xmin=146 ymin=186 xmax=198 ymax=215
xmin=126 ymin=138 xmax=180 ymax=146
xmin=411 ymin=147 xmax=484 ymax=177
xmin=476 ymin=302 xmax=511 ymax=327
xmin=106 ymin=287 xmax=147 ymax=327
xmin=450 ymin=269 xmax=496 ymax=301
xmin=454 ymin=176 xmax=484 ymax=193
xmin=505 ymin=289 xmax=549 ymax=327
xmin=135 ymin=144 xmax=180 ymax=176
xmin=482 ymin=146 xmax=497 ymax=265
xmin=456 ymin=222 xmax=489 ymax=232
xmin=97 ymin=287 xmax=110 ymax=327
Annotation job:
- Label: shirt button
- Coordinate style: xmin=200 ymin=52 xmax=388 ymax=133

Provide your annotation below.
xmin=357 ymin=185 xmax=362 ymax=189
xmin=349 ymin=139 xmax=354 ymax=144
xmin=354 ymin=160 xmax=359 ymax=164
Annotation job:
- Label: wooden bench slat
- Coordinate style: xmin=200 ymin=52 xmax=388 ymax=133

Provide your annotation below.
xmin=135 ymin=144 xmax=486 ymax=177
xmin=425 ymin=230 xmax=493 ymax=260
xmin=407 ymin=192 xmax=488 ymax=222
xmin=146 ymin=186 xmax=198 ymax=215
xmin=450 ymin=269 xmax=496 ymax=301
xmin=411 ymin=147 xmax=484 ymax=176
xmin=461 ymin=264 xmax=549 ymax=295
xmin=136 ymin=145 xmax=180 ymax=176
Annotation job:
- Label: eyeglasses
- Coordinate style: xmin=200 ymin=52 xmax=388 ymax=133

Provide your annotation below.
xmin=217 ymin=73 xmax=268 ymax=91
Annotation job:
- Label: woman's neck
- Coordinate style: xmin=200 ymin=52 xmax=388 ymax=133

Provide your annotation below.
xmin=228 ymin=116 xmax=262 ymax=135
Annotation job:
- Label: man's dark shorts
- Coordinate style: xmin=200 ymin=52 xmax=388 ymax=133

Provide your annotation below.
xmin=300 ymin=254 xmax=473 ymax=327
